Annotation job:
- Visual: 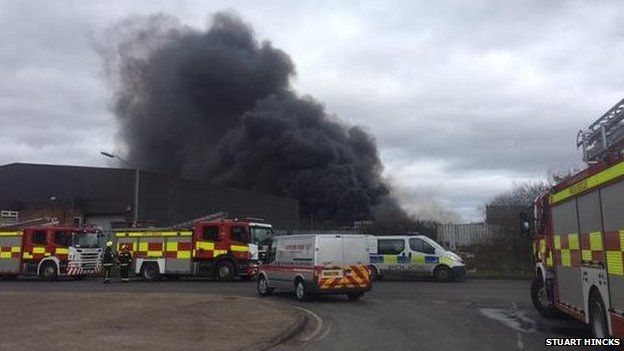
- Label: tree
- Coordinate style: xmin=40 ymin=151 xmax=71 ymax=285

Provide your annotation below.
xmin=481 ymin=180 xmax=551 ymax=274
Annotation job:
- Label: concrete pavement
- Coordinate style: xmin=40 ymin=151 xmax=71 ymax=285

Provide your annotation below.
xmin=0 ymin=279 xmax=589 ymax=351
xmin=0 ymin=290 xmax=303 ymax=351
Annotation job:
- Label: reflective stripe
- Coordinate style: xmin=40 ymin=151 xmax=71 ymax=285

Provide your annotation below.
xmin=317 ymin=265 xmax=370 ymax=290
xmin=383 ymin=255 xmax=398 ymax=264
xmin=32 ymin=247 xmax=45 ymax=254
xmin=196 ymin=241 xmax=214 ymax=250
xmin=177 ymin=251 xmax=191 ymax=259
xmin=117 ymin=231 xmax=192 ymax=237
xmin=213 ymin=249 xmax=227 ymax=256
xmin=440 ymin=256 xmax=454 ymax=265
xmin=590 ymin=232 xmax=603 ymax=251
xmin=55 ymin=248 xmax=69 ymax=255
xmin=551 ymin=160 xmax=624 ymax=204
xmin=0 ymin=231 xmax=22 ymax=237
xmin=0 ymin=246 xmax=21 ymax=259
xmin=561 ymin=249 xmax=571 ymax=267
xmin=166 ymin=242 xmax=178 ymax=251
xmin=138 ymin=242 xmax=148 ymax=252
xmin=607 ymin=251 xmax=624 ymax=275
xmin=411 ymin=254 xmax=425 ymax=264
xmin=553 ymin=236 xmax=561 ymax=250
xmin=230 ymin=245 xmax=248 ymax=252
xmin=568 ymin=234 xmax=579 ymax=250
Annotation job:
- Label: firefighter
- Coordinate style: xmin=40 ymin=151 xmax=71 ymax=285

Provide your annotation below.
xmin=102 ymin=241 xmax=115 ymax=284
xmin=118 ymin=245 xmax=133 ymax=283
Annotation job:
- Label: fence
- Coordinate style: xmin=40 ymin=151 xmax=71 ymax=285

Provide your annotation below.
xmin=437 ymin=223 xmax=504 ymax=250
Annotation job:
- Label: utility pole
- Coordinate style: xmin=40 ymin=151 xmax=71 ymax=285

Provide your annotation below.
xmin=100 ymin=151 xmax=140 ymax=227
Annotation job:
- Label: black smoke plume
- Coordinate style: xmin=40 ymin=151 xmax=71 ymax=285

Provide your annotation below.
xmin=102 ymin=12 xmax=408 ymax=225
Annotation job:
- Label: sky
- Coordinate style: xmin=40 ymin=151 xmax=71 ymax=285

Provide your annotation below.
xmin=1 ymin=0 xmax=623 ymax=222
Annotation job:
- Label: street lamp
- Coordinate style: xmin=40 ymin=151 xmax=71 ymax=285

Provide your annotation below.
xmin=100 ymin=151 xmax=140 ymax=227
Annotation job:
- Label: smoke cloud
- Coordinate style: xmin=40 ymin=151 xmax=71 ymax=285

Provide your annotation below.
xmin=102 ymin=11 xmax=407 ymax=225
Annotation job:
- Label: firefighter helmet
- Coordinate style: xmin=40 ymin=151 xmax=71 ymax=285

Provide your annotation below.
xmin=106 ymin=241 xmax=113 ymax=247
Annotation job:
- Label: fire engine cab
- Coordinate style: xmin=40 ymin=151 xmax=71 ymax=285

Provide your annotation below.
xmin=115 ymin=216 xmax=273 ymax=281
xmin=528 ymin=98 xmax=624 ymax=338
xmin=0 ymin=222 xmax=102 ymax=280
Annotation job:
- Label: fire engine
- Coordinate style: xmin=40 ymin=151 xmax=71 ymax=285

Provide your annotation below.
xmin=114 ymin=215 xmax=273 ymax=281
xmin=0 ymin=220 xmax=103 ymax=280
xmin=528 ymin=97 xmax=624 ymax=338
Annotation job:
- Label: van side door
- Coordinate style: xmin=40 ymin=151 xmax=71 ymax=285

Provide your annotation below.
xmin=376 ymin=238 xmax=408 ymax=276
xmin=408 ymin=237 xmax=438 ymax=276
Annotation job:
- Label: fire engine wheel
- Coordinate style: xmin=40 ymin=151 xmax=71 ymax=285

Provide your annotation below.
xmin=216 ymin=261 xmax=236 ymax=281
xmin=257 ymin=275 xmax=273 ymax=297
xmin=141 ymin=263 xmax=161 ymax=281
xmin=295 ymin=279 xmax=310 ymax=302
xmin=39 ymin=262 xmax=58 ymax=281
xmin=434 ymin=266 xmax=453 ymax=282
xmin=530 ymin=277 xmax=560 ymax=319
xmin=589 ymin=291 xmax=609 ymax=339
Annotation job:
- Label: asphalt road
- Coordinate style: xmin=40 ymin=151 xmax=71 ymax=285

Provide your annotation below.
xmin=1 ymin=278 xmax=588 ymax=351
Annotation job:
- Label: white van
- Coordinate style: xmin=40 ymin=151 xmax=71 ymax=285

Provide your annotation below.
xmin=368 ymin=235 xmax=465 ymax=281
xmin=256 ymin=234 xmax=372 ymax=301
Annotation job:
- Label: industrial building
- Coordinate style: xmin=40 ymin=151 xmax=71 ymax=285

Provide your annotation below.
xmin=0 ymin=163 xmax=299 ymax=230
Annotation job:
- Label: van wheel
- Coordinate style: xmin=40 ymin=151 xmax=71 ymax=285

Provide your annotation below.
xmin=347 ymin=292 xmax=364 ymax=301
xmin=589 ymin=291 xmax=609 ymax=338
xmin=434 ymin=266 xmax=453 ymax=282
xmin=530 ymin=277 xmax=560 ymax=318
xmin=370 ymin=266 xmax=381 ymax=281
xmin=295 ymin=279 xmax=310 ymax=301
xmin=141 ymin=263 xmax=161 ymax=281
xmin=39 ymin=262 xmax=58 ymax=281
xmin=257 ymin=275 xmax=273 ymax=297
xmin=216 ymin=261 xmax=236 ymax=281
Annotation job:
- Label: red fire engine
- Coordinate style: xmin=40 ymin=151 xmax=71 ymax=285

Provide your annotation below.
xmin=529 ymin=98 xmax=624 ymax=338
xmin=0 ymin=221 xmax=102 ymax=280
xmin=114 ymin=217 xmax=273 ymax=281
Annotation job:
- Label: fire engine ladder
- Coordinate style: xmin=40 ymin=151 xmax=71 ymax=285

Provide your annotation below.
xmin=168 ymin=211 xmax=228 ymax=230
xmin=0 ymin=217 xmax=59 ymax=230
xmin=577 ymin=97 xmax=624 ymax=162
xmin=113 ymin=212 xmax=228 ymax=232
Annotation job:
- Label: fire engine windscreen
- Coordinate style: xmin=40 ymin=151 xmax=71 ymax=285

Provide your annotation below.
xmin=73 ymin=232 xmax=100 ymax=248
xmin=101 ymin=11 xmax=408 ymax=225
xmin=250 ymin=227 xmax=273 ymax=245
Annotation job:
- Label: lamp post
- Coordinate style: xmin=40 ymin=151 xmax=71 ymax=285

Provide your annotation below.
xmin=100 ymin=151 xmax=140 ymax=227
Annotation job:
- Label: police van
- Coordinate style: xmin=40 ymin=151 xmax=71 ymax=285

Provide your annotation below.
xmin=368 ymin=235 xmax=465 ymax=281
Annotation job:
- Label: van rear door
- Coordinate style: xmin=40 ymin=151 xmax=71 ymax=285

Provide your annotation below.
xmin=343 ymin=235 xmax=368 ymax=265
xmin=317 ymin=235 xmax=344 ymax=266
xmin=317 ymin=235 xmax=344 ymax=280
